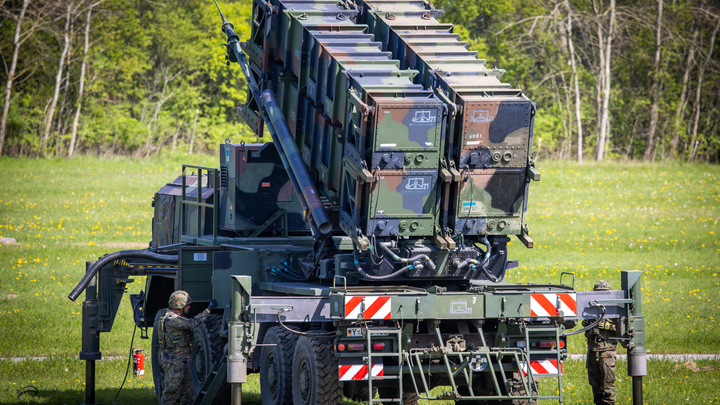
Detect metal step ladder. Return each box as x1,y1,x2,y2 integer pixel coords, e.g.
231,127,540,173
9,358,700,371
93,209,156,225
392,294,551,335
192,353,228,405
523,324,565,403
366,327,404,404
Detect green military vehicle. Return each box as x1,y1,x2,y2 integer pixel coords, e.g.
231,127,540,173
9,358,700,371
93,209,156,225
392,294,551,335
69,1,646,404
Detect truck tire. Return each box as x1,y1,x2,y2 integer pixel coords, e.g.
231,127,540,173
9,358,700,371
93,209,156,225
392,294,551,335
453,373,538,405
191,314,230,405
291,335,342,405
498,374,538,405
344,381,378,402
455,384,486,405
260,326,299,405
151,309,166,404
377,387,419,405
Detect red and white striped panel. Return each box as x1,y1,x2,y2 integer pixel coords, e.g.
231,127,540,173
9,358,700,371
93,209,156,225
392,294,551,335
338,364,384,381
530,293,576,317
521,360,563,376
344,296,391,320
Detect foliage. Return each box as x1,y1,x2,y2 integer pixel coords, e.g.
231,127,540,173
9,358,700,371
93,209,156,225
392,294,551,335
0,0,719,160
435,0,720,162
0,0,256,157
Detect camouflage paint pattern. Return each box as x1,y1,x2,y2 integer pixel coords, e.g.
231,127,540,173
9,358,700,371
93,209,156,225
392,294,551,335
242,0,448,241
453,169,525,235
263,89,333,234
370,97,443,170
239,0,534,265
459,100,532,168
367,169,438,237
355,0,538,239
151,174,213,248
219,143,309,235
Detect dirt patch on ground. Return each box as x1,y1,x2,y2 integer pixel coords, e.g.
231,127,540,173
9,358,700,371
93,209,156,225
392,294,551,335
98,242,149,248
0,237,18,245
77,242,149,248
1,294,18,300
673,361,715,372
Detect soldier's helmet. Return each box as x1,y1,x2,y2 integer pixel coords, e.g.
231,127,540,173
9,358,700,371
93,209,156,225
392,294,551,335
168,290,192,309
593,280,612,291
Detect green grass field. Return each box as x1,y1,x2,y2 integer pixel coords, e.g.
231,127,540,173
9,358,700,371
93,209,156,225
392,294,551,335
0,155,718,404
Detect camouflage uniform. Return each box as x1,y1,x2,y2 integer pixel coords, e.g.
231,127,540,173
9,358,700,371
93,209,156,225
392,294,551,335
584,280,617,405
159,291,210,405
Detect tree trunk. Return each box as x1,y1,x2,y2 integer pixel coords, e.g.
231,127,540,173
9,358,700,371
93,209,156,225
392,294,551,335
145,86,165,156
565,0,583,163
670,20,698,157
625,115,638,159
55,10,75,158
550,78,569,160
597,0,615,161
69,0,93,158
171,121,183,153
689,16,720,161
42,1,75,154
189,108,198,154
0,0,30,157
144,68,178,156
593,0,605,156
644,0,663,161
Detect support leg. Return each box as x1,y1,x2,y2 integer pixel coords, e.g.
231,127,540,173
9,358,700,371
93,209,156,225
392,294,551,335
232,383,242,405
632,376,642,405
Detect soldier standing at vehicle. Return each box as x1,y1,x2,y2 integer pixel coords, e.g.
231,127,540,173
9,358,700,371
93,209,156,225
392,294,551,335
583,280,618,405
158,290,217,405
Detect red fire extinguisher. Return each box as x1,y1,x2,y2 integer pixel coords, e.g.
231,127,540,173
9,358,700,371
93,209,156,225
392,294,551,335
133,348,145,377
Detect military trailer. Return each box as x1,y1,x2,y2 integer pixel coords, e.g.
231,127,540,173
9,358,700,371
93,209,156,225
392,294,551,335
69,1,647,404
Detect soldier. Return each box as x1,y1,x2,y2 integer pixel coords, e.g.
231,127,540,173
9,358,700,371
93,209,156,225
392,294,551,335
583,280,618,405
158,290,217,405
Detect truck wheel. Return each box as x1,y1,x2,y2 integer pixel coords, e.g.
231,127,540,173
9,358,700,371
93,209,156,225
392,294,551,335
499,374,538,405
377,387,419,405
343,381,378,401
455,385,486,404
191,314,230,405
260,326,299,405
291,335,342,405
151,309,166,404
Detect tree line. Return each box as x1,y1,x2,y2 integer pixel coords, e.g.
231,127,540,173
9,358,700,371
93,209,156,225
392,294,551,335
437,0,720,162
0,0,254,158
1,0,719,162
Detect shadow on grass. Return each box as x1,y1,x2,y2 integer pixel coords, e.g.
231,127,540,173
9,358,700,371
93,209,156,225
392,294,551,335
4,387,263,405
3,387,155,405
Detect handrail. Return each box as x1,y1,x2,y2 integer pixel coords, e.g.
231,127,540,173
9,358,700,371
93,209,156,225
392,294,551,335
181,164,219,244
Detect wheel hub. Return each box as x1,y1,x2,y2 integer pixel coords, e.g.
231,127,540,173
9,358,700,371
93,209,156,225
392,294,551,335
299,358,311,404
194,342,206,384
267,354,278,398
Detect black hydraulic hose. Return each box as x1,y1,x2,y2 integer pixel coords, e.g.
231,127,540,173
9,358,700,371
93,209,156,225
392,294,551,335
475,260,497,282
353,243,417,280
453,239,498,282
16,386,38,399
276,308,335,336
68,250,179,301
378,242,436,270
563,305,606,337
455,257,496,282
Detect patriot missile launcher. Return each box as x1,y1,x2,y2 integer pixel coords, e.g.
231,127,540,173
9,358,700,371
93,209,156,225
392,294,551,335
69,1,646,404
